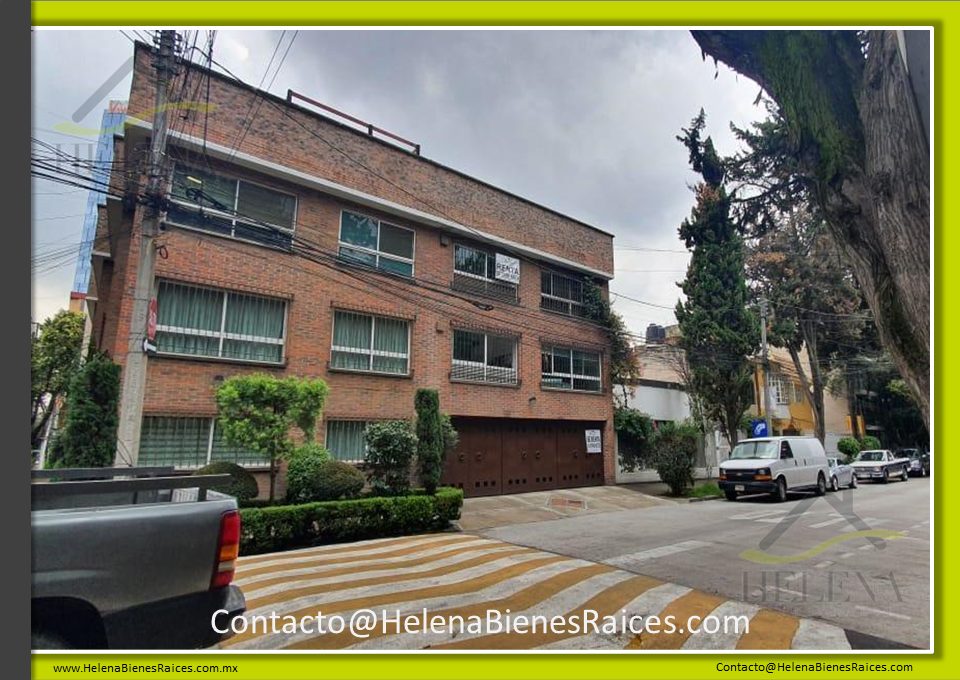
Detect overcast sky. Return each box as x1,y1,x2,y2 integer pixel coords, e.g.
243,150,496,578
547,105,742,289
32,29,763,335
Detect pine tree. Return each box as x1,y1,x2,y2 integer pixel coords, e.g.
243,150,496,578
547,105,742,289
675,110,759,447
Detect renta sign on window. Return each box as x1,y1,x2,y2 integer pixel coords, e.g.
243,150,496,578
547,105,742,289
585,429,602,454
494,253,520,283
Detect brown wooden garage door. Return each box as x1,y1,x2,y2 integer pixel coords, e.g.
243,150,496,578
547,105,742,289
441,418,605,498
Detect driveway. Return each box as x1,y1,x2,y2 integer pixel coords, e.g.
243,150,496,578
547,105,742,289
221,529,913,650
458,484,673,531
478,477,931,649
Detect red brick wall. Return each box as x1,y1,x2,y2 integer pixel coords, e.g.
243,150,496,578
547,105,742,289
103,44,619,495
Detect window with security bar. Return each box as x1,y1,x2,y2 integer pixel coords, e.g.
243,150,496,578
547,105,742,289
138,416,267,468
540,345,602,392
339,210,415,277
167,164,296,249
540,270,586,317
330,310,410,375
452,244,519,303
155,280,286,364
325,420,368,463
451,329,518,385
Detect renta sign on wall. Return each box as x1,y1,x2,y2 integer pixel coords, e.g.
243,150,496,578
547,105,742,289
495,253,520,284
585,429,602,454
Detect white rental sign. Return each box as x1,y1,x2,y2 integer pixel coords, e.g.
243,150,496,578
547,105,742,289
585,429,602,454
494,253,520,283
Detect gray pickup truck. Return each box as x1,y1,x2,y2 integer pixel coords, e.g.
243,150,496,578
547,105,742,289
31,467,246,649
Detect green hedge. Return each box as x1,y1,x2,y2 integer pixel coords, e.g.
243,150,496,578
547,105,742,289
238,487,464,555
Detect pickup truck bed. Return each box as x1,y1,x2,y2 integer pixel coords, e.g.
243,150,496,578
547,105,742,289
32,468,246,649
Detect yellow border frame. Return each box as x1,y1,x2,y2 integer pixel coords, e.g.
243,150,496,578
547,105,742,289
31,2,951,678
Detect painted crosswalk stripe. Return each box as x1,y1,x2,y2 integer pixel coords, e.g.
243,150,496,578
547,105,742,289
791,618,852,650
222,553,568,647
243,544,526,601
736,608,800,649
539,582,692,650
237,533,473,566
729,509,790,521
604,540,710,567
234,558,592,651
808,517,849,529
431,573,662,649
625,590,727,649
682,600,760,650
237,534,481,575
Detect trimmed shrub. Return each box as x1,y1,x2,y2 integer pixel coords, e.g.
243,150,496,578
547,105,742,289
239,487,464,555
614,407,654,472
364,420,417,496
312,461,365,502
860,435,882,451
837,436,861,463
415,389,444,495
284,443,332,503
651,420,700,496
194,461,259,501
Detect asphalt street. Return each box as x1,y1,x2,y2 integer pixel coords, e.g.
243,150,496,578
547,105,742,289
478,477,932,648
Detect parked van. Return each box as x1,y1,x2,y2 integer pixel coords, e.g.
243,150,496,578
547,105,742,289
719,436,830,503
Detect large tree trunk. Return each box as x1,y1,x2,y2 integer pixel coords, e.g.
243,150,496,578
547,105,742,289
691,30,930,427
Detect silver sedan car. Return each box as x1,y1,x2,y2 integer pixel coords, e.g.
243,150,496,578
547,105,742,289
828,456,858,491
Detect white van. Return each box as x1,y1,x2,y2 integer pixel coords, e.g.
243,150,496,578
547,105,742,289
719,436,830,502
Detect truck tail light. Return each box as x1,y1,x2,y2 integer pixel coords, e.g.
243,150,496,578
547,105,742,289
211,510,241,590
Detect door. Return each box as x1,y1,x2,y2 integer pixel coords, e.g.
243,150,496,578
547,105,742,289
441,418,503,497
779,440,800,487
556,424,585,488
582,425,605,485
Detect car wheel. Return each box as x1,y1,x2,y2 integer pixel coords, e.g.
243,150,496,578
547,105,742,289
902,466,909,481
816,473,827,496
882,469,890,484
773,477,788,503
830,475,839,492
724,489,738,502
850,475,858,489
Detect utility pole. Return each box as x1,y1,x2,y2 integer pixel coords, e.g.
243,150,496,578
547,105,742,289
759,298,773,437
115,30,179,465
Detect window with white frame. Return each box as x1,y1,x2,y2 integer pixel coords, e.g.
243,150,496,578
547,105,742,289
330,310,410,375
540,345,602,392
452,244,519,302
338,210,415,277
769,374,791,405
168,164,296,249
155,281,286,364
139,416,267,468
325,420,368,463
540,270,586,317
451,329,518,385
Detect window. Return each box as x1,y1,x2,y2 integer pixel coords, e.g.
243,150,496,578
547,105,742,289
540,345,602,392
769,375,791,405
331,310,410,375
326,420,367,463
541,271,586,317
338,211,415,277
168,165,296,249
452,329,518,385
155,281,286,364
139,416,267,468
452,244,519,303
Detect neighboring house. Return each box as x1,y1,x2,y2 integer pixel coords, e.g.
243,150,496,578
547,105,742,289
83,42,616,498
614,341,731,483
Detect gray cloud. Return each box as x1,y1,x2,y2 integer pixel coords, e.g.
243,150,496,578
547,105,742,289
32,29,763,332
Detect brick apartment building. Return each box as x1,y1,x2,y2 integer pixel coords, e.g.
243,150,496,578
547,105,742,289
84,42,616,498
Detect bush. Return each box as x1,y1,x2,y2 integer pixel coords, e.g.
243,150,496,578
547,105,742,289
57,353,121,468
440,413,459,454
860,435,882,450
364,421,417,496
415,389,444,495
194,461,259,501
284,443,331,503
614,407,654,472
651,420,700,496
238,487,464,555
312,461,365,502
837,436,861,463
